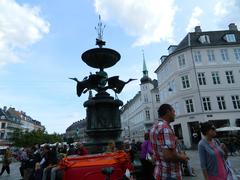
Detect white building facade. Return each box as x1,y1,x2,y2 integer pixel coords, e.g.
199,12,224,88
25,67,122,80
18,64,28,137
121,56,161,142
0,106,45,146
155,23,240,148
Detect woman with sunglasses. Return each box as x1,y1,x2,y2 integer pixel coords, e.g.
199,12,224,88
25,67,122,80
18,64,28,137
198,121,228,180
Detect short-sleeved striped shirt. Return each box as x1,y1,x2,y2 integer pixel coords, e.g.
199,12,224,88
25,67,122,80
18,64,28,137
149,119,182,180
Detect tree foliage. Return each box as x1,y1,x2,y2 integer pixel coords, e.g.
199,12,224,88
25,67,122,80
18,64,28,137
10,129,63,147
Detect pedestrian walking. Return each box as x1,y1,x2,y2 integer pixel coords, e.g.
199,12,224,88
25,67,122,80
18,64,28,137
198,121,228,180
149,104,189,180
0,147,12,176
140,132,154,180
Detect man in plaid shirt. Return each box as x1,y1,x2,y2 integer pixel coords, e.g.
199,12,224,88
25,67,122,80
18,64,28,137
150,104,189,180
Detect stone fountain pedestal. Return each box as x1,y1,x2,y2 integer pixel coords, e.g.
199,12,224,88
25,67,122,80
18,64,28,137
83,92,123,153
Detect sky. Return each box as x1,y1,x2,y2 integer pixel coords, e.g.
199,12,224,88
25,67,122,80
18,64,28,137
0,0,239,134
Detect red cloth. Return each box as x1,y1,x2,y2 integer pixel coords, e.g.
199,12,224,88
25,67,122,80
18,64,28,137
59,151,133,180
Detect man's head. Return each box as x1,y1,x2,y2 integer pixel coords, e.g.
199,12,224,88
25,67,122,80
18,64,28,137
158,104,175,123
43,144,50,153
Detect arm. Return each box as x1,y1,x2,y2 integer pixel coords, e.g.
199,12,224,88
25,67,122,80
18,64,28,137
161,128,188,163
198,142,208,180
162,148,188,163
220,143,228,159
215,139,228,159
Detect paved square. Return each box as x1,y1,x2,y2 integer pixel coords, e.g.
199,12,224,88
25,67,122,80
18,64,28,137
0,150,239,180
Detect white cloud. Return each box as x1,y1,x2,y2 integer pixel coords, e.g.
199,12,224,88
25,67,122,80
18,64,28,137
213,0,240,28
0,0,49,67
186,6,203,32
214,1,228,17
94,0,177,46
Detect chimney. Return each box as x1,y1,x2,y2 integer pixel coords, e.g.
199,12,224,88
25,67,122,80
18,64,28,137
195,26,202,32
3,106,7,112
229,23,238,31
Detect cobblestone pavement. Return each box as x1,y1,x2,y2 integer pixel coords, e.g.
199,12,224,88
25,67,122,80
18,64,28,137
0,150,239,180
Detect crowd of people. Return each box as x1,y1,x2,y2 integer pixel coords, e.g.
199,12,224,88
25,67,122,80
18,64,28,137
0,142,89,179
0,140,138,180
0,103,239,180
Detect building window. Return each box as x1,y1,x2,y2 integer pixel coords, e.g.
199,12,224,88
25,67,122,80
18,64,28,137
144,94,148,103
178,54,186,68
185,99,194,113
211,72,221,84
202,97,212,111
234,48,240,61
155,94,160,102
231,95,240,109
224,34,236,42
194,51,202,63
207,50,215,62
0,133,4,139
225,71,235,84
1,123,6,129
181,75,190,89
220,49,229,62
168,80,176,93
174,102,180,115
199,35,210,44
145,110,150,120
217,96,226,110
197,72,206,85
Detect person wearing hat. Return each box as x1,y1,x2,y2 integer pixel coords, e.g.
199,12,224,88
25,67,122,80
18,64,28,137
198,121,228,180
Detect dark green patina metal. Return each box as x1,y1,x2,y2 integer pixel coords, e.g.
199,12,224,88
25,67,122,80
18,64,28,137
70,17,137,153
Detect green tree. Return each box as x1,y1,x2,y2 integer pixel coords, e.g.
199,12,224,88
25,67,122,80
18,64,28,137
10,129,63,147
10,128,24,147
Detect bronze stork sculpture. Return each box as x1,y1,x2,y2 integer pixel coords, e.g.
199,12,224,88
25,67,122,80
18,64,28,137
70,75,137,97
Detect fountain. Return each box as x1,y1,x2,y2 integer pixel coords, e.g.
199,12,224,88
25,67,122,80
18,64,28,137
70,16,136,153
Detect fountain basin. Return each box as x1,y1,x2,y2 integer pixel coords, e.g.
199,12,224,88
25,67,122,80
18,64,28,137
81,48,121,69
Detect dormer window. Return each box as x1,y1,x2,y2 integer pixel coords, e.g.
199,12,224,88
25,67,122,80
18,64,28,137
1,115,5,119
224,34,236,42
199,35,210,44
